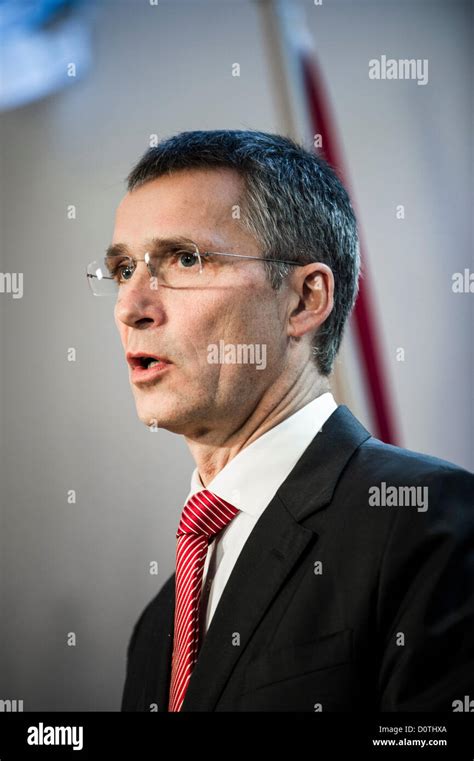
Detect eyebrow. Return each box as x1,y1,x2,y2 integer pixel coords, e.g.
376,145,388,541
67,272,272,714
105,235,199,259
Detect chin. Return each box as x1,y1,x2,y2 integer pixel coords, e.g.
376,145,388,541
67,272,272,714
134,400,181,432
137,407,167,429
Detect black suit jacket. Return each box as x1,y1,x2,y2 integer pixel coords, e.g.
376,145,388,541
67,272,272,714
121,405,474,711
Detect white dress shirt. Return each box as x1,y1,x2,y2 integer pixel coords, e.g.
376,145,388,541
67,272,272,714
183,391,338,636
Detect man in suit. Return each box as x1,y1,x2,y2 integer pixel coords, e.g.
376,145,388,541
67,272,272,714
97,130,473,711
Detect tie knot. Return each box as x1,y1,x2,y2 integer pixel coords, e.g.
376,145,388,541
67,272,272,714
178,489,239,540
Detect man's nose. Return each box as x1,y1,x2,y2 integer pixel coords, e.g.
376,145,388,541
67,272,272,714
114,262,165,328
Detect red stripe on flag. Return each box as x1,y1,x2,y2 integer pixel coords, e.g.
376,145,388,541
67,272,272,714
300,51,398,444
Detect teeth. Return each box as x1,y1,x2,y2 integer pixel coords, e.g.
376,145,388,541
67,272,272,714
147,359,161,368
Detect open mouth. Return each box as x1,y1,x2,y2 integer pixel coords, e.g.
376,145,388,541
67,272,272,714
127,354,170,370
138,357,164,369
126,354,172,382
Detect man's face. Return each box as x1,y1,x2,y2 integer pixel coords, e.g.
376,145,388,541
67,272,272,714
112,167,290,440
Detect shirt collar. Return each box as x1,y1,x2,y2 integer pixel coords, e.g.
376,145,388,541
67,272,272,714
185,392,338,519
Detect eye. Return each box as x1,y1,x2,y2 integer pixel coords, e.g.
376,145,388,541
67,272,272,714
118,264,134,281
175,250,200,268
106,257,134,283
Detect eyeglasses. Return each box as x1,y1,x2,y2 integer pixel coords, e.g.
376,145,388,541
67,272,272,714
86,238,306,296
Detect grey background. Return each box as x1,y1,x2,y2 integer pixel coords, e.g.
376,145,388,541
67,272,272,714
0,0,472,710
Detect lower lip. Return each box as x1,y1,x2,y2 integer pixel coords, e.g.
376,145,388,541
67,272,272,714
130,361,172,384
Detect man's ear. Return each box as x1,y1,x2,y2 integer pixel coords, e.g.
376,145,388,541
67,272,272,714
287,263,334,338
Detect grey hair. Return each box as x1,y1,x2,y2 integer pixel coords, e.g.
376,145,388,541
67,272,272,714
126,130,360,376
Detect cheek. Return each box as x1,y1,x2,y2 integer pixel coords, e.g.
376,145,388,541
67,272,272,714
115,317,127,347
239,287,281,335
162,297,216,367
205,287,279,348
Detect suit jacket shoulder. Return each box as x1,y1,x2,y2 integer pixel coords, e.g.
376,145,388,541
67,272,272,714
121,405,474,712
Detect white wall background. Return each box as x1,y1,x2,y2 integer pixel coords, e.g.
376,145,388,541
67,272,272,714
0,0,472,710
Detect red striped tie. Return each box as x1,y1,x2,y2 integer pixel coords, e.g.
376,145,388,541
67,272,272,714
167,489,240,712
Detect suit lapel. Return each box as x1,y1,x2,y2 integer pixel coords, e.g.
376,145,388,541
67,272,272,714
178,405,371,711
140,573,176,712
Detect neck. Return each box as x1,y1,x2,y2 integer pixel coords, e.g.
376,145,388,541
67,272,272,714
184,365,330,487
